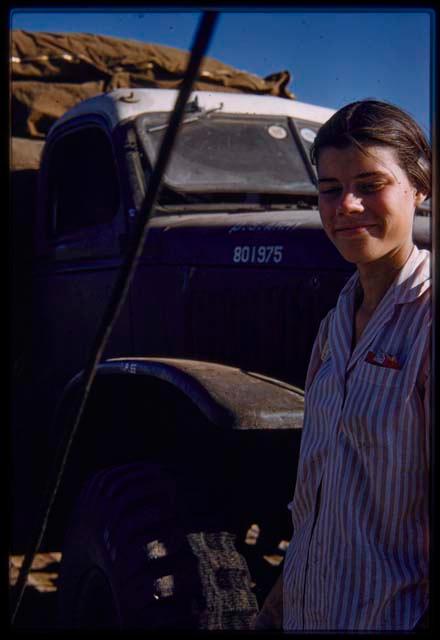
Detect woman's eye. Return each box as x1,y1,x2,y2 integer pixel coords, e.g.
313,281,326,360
318,182,386,196
358,182,385,193
319,187,341,195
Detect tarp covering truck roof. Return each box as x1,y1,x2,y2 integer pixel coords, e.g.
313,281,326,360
11,29,294,140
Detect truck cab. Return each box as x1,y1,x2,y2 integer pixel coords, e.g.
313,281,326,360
32,89,341,395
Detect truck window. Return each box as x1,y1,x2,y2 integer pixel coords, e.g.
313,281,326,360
137,113,317,197
49,126,120,236
294,119,320,156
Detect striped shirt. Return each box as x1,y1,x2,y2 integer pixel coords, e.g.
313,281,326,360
283,245,431,631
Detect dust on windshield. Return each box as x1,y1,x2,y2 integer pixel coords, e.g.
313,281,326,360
136,112,317,207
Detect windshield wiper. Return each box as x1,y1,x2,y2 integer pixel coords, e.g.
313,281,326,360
147,103,224,133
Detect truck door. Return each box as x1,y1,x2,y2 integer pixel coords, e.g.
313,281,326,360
14,120,133,536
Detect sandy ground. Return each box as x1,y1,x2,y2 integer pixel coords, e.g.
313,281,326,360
8,529,287,629
9,552,61,630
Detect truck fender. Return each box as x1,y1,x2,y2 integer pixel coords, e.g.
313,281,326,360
77,356,305,430
47,358,304,547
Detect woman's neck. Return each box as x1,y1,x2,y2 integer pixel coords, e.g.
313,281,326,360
356,243,414,313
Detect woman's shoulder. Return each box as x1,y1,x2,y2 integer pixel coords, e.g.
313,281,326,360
316,308,336,357
395,246,431,307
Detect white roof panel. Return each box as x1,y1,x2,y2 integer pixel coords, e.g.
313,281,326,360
51,88,335,134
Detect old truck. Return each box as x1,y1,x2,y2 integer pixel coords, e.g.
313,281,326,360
10,29,431,630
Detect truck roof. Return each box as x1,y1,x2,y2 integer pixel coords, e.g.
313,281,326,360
50,88,336,134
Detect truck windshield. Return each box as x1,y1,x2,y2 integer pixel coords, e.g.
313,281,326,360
136,112,317,204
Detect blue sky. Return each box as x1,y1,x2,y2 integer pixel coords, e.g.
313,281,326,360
11,8,433,135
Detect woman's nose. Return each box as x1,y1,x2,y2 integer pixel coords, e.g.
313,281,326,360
336,192,364,215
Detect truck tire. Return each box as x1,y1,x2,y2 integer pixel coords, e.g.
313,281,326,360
57,462,258,630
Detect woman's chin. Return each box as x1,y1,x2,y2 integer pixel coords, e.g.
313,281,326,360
336,246,380,265
330,240,368,264
330,234,387,265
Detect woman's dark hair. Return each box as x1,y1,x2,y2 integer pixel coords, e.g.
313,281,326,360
310,99,431,196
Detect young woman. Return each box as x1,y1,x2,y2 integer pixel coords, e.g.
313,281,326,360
255,100,431,631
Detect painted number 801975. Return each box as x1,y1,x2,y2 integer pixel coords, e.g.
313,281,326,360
232,245,283,264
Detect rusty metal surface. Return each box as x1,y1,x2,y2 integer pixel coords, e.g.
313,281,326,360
98,357,305,430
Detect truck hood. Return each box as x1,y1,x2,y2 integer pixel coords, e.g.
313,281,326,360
141,209,430,269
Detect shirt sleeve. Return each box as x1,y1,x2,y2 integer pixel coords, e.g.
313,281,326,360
415,318,431,469
420,320,431,470
424,366,431,469
287,309,334,513
304,308,334,394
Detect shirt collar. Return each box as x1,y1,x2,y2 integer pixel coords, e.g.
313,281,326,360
339,270,360,297
392,245,431,304
339,245,431,305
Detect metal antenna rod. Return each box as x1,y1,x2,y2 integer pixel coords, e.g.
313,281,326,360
11,10,219,624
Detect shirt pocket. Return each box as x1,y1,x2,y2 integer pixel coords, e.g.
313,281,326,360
344,359,415,460
353,359,405,389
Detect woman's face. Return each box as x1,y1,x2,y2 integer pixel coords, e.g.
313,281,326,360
317,144,426,266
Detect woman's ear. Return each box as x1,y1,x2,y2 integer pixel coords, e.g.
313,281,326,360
414,191,427,206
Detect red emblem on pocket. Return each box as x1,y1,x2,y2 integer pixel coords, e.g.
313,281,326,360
365,351,401,370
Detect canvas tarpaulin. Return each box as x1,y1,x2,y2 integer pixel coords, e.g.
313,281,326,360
11,29,295,139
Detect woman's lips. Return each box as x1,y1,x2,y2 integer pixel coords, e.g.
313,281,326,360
334,224,377,237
